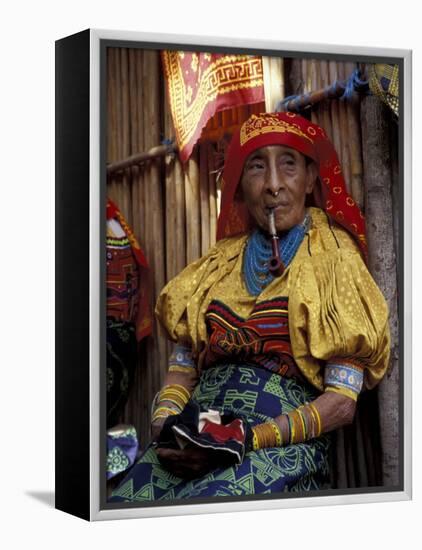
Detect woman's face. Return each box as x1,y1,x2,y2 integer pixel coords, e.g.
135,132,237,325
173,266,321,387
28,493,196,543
240,144,316,233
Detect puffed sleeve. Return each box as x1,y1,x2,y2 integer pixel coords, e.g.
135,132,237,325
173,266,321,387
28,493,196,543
288,247,390,395
155,237,241,354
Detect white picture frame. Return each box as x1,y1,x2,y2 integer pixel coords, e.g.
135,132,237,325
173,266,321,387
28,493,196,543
55,28,412,521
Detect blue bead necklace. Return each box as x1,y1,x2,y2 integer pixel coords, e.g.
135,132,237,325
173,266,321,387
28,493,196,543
243,213,311,296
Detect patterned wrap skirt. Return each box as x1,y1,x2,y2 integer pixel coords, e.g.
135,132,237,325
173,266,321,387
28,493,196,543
109,363,331,502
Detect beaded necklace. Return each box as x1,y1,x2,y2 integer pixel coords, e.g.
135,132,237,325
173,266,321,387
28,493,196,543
243,212,311,296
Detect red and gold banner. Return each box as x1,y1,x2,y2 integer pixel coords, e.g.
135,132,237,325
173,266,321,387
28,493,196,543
162,51,264,163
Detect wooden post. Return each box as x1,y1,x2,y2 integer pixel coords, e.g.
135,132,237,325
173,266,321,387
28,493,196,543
388,113,400,265
361,95,400,487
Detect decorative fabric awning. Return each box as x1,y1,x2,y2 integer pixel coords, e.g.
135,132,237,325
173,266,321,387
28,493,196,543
162,51,264,163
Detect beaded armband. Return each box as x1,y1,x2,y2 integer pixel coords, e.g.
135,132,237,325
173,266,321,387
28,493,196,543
151,344,196,424
324,358,364,402
167,343,197,374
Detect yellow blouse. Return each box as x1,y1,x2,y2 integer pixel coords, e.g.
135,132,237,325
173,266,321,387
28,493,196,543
155,207,390,392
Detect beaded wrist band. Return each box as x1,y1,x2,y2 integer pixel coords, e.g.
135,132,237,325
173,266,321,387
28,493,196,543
324,359,364,402
168,343,197,374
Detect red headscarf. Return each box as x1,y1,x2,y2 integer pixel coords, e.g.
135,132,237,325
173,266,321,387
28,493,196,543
216,112,367,259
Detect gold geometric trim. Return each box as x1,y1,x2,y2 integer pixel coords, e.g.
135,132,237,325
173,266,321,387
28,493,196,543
163,52,264,149
240,114,314,146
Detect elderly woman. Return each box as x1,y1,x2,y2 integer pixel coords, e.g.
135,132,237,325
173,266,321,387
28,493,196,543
109,112,390,502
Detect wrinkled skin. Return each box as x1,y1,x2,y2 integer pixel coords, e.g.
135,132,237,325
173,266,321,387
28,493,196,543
240,144,317,233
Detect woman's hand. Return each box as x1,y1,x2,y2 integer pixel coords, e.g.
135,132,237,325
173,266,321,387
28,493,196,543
155,446,220,479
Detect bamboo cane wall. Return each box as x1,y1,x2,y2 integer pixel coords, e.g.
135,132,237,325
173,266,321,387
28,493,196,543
106,48,400,489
